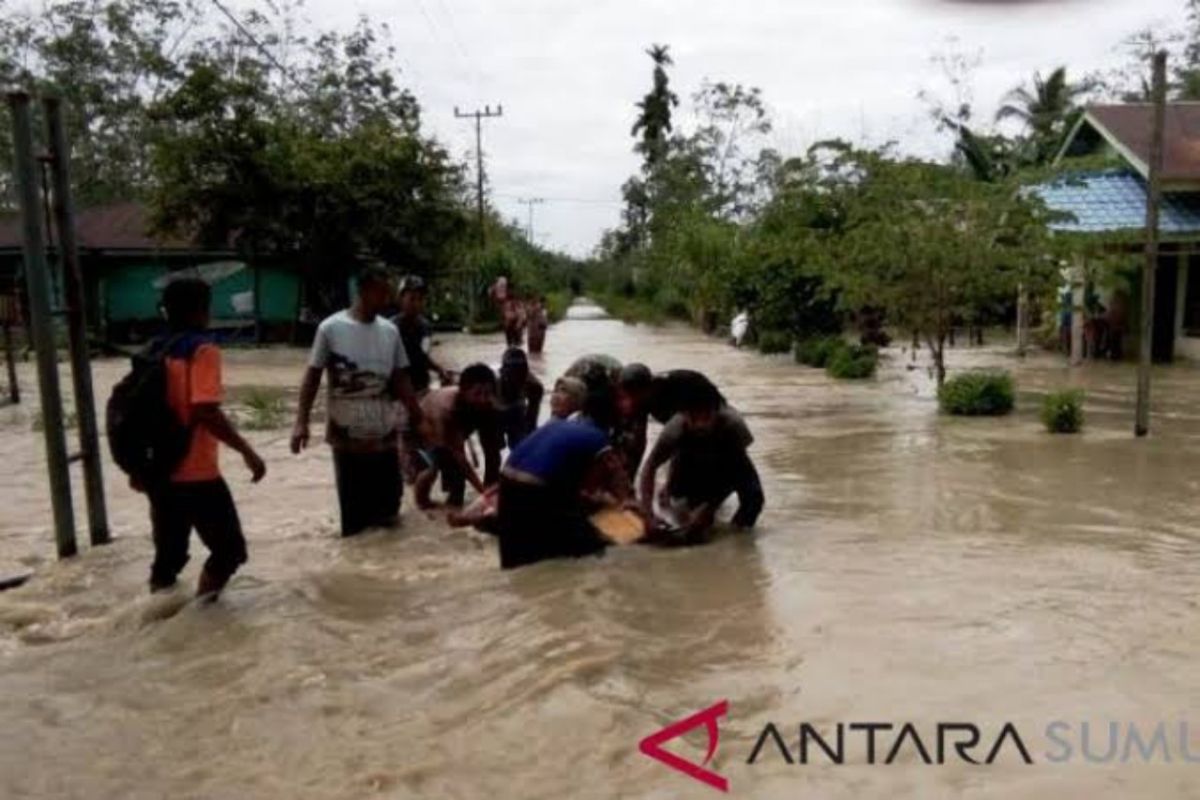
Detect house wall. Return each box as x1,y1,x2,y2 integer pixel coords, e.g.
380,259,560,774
102,261,300,323
1176,256,1200,361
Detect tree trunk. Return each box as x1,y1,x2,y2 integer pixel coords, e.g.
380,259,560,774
927,333,947,388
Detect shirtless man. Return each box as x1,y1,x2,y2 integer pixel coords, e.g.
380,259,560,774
414,364,500,509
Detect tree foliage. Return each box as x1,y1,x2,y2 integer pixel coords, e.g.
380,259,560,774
0,0,575,318
595,46,1065,386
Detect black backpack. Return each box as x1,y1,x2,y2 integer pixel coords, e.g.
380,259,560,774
106,335,194,488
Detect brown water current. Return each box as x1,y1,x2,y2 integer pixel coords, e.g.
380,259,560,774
2,301,1200,798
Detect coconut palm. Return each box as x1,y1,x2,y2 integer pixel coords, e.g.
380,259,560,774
631,44,679,168
995,66,1088,164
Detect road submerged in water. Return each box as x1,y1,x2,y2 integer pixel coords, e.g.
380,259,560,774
2,301,1200,799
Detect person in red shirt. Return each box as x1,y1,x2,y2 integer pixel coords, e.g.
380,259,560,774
140,278,266,597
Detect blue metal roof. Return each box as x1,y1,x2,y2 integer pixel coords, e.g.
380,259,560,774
1032,170,1200,235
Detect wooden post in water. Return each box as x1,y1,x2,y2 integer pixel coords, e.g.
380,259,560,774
7,92,77,558
1015,282,1028,357
1136,51,1167,438
1070,257,1084,366
44,96,109,546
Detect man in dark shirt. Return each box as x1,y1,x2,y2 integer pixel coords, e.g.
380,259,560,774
496,347,544,449
393,275,450,482
638,377,763,541
646,369,720,424
393,275,450,395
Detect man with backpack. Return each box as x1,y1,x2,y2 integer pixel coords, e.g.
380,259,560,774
112,278,266,598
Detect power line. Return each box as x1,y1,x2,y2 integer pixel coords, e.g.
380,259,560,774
431,0,474,72
208,0,300,87
494,192,623,206
412,0,476,91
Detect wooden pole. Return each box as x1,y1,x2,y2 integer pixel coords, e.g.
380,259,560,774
3,323,17,404
1136,51,1167,438
1015,282,1028,357
8,92,77,558
44,96,109,546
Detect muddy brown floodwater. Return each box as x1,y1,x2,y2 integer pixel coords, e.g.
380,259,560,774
3,301,1200,799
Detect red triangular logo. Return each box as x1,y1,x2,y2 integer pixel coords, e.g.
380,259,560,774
638,700,729,792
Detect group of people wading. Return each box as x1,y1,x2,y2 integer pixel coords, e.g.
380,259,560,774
118,266,764,599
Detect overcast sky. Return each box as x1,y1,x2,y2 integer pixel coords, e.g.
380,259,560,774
297,0,1187,256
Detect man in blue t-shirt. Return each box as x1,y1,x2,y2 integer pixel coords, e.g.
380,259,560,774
497,415,630,569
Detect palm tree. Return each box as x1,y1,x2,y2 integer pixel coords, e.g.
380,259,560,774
631,44,679,169
995,66,1088,164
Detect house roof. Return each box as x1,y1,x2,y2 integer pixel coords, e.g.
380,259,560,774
1032,169,1200,235
1059,104,1200,187
0,201,205,252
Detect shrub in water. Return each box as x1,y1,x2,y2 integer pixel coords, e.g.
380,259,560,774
1041,389,1084,433
794,336,846,368
826,344,878,379
938,371,1015,416
240,386,288,430
757,330,793,354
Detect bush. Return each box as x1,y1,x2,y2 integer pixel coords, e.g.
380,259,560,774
544,290,572,323
938,371,1015,416
1041,389,1084,433
756,330,793,354
238,386,287,430
826,344,878,379
795,336,846,368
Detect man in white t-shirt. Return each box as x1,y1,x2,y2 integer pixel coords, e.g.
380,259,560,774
290,266,425,536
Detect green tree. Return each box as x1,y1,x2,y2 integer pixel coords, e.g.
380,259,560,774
623,43,679,250
147,19,469,312
825,146,1058,386
0,0,200,205
995,66,1088,165
631,44,678,169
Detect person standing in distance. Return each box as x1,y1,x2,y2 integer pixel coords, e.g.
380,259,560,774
290,266,425,536
392,275,451,395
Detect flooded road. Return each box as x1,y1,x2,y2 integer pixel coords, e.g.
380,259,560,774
2,301,1200,798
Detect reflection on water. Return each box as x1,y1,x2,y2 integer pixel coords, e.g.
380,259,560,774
2,305,1200,798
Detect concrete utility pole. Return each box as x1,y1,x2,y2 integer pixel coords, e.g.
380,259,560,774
517,197,544,242
1136,51,1167,438
454,105,502,324
454,104,504,249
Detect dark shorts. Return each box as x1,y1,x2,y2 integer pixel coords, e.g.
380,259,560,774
333,448,401,537
149,478,246,590
496,477,606,569
497,404,532,450
667,448,764,528
418,446,467,507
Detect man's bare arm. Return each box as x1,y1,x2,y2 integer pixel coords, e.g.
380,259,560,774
194,404,266,482
391,370,424,427
447,431,486,494
290,366,323,454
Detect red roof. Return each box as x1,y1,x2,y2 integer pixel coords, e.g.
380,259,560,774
0,201,202,252
1083,104,1200,185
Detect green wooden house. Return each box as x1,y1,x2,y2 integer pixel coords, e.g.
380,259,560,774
1037,103,1200,363
0,201,303,343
